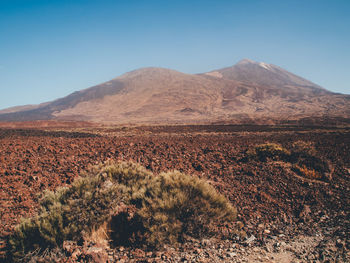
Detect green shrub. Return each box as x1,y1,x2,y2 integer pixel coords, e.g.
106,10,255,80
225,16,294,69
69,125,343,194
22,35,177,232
8,161,237,260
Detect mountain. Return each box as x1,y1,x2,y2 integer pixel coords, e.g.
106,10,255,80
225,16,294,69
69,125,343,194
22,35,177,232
0,102,51,115
0,59,349,124
206,59,324,89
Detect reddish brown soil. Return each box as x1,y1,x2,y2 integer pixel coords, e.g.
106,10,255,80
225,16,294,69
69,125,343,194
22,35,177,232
0,124,349,260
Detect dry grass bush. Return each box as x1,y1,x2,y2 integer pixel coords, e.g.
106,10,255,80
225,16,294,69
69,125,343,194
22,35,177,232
291,141,317,157
83,221,110,247
9,161,130,260
292,165,324,180
8,161,237,261
246,142,331,181
289,141,331,179
132,171,237,246
247,143,290,161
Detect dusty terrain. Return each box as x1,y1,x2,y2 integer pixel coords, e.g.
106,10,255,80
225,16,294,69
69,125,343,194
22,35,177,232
0,123,349,262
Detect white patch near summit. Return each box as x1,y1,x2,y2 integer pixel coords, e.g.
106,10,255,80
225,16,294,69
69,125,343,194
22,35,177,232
259,62,272,70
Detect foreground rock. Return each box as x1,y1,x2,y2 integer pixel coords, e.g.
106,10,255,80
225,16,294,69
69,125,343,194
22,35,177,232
22,229,349,262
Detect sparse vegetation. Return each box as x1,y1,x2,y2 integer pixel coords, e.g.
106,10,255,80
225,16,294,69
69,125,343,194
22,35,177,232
246,142,332,181
131,170,237,246
247,143,290,161
8,161,237,261
292,165,324,180
291,141,317,157
9,162,129,259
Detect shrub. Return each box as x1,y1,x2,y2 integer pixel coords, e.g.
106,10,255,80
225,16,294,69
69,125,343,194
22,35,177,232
8,161,237,260
292,165,325,181
247,143,290,161
246,141,332,181
132,171,237,246
289,141,331,177
9,168,127,259
291,141,317,157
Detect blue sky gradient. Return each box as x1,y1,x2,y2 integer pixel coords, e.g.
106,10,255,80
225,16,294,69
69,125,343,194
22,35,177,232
1,0,349,109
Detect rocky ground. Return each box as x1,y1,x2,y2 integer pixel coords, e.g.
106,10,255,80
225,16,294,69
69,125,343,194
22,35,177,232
22,231,347,262
0,124,349,262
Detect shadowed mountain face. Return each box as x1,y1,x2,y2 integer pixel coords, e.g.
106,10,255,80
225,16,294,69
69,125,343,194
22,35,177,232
0,60,349,124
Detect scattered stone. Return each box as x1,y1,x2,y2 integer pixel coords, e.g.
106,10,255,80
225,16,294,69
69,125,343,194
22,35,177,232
227,252,237,258
298,205,311,221
86,246,108,263
245,235,256,244
336,239,344,248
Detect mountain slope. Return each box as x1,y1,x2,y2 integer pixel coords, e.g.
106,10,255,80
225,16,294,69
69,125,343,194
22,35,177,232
52,68,238,123
0,60,349,124
206,59,325,90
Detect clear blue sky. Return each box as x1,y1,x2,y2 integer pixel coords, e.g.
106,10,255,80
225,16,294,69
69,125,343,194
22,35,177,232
1,0,349,109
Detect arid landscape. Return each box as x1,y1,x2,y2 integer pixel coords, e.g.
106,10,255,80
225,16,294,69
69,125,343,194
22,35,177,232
0,122,349,262
2,1,350,261
1,59,349,124
1,59,350,263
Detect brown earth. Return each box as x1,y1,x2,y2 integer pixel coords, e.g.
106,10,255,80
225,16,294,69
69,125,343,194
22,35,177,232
0,123,349,262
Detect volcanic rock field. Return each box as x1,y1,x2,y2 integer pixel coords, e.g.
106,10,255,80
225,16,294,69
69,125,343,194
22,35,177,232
0,123,349,262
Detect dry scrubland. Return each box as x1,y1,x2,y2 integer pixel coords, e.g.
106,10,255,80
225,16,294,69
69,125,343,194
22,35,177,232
0,124,349,262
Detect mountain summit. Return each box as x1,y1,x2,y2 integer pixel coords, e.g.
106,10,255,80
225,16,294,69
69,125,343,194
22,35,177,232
0,59,349,124
206,59,324,89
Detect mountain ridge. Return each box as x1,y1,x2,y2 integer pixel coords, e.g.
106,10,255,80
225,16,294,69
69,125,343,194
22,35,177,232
0,59,349,124
206,59,325,90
